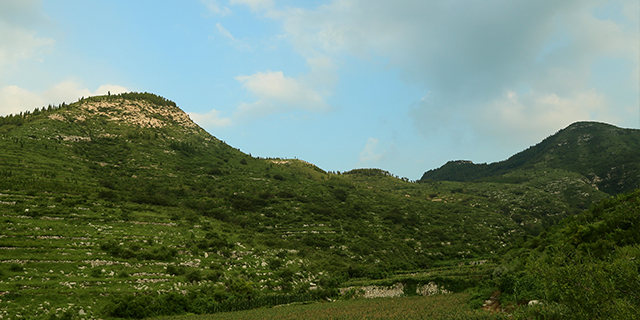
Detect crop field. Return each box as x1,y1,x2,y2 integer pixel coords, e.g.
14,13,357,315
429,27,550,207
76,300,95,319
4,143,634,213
154,294,507,320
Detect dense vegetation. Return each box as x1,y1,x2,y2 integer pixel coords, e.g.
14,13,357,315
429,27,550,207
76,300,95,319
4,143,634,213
481,189,640,319
421,122,640,195
155,294,508,320
0,93,637,319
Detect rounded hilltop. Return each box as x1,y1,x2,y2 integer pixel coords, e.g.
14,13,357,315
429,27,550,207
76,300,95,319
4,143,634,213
0,91,221,148
56,92,200,131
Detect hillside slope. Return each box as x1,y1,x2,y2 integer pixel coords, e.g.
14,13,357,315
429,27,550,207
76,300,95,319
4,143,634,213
488,188,640,319
0,93,620,318
420,121,640,195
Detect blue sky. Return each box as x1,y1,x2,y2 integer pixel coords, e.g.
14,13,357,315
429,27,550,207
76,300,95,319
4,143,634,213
1,0,638,179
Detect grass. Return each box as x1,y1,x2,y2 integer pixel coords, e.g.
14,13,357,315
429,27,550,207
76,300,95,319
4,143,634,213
153,294,504,320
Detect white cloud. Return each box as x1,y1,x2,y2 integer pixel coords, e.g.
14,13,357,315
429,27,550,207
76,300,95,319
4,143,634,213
230,0,274,12
304,55,338,89
0,0,55,70
193,68,330,126
94,84,128,96
233,71,329,120
269,0,638,145
215,23,250,50
189,109,232,128
0,81,128,116
477,89,616,145
201,0,231,16
0,85,42,116
358,138,384,164
0,22,55,68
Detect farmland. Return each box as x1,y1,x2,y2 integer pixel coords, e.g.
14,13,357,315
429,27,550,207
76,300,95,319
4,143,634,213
1,93,639,319
155,294,502,320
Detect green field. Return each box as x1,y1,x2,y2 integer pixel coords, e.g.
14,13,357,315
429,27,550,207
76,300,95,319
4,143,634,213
155,294,501,320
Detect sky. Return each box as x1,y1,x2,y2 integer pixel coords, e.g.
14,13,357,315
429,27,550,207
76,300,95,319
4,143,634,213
1,0,638,180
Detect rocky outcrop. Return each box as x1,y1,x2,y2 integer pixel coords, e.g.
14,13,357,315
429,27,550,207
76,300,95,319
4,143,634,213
340,281,449,299
66,99,199,130
417,282,450,296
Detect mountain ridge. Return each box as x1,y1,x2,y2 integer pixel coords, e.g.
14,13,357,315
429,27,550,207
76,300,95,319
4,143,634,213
420,121,640,194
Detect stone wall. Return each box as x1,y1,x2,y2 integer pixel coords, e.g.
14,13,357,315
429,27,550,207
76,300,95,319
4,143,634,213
340,281,449,299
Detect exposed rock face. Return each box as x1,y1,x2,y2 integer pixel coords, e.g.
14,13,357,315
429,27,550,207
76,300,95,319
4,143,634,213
482,291,501,312
54,99,198,130
417,282,450,296
48,113,65,121
360,283,405,298
57,135,91,142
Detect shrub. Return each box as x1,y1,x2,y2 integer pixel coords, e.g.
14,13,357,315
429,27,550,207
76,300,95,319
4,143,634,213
277,189,296,198
90,268,103,278
204,270,223,282
167,265,186,276
185,269,202,283
529,247,640,319
103,294,157,319
98,189,118,201
207,168,223,175
8,263,23,272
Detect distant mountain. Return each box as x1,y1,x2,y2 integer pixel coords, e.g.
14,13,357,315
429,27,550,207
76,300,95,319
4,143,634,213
420,121,640,195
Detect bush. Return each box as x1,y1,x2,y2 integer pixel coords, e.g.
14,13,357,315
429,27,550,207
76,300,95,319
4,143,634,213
98,189,118,201
203,270,223,282
529,247,640,319
102,290,333,319
8,263,23,272
90,268,103,278
277,189,296,198
100,240,177,261
103,294,157,319
185,269,202,283
167,265,186,276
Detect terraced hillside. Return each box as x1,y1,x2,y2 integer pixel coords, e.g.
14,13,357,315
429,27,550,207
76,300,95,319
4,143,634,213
0,93,620,318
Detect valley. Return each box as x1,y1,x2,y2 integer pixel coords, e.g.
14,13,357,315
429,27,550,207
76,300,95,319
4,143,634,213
0,93,638,319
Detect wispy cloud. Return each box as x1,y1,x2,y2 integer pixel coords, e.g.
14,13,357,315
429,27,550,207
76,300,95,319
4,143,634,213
0,81,128,116
233,71,329,120
358,138,384,164
229,0,274,12
201,0,231,16
189,109,232,128
215,22,250,50
0,0,55,70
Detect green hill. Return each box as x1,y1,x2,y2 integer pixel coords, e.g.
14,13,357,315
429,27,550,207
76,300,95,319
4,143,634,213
420,121,640,195
0,93,631,319
486,188,640,319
